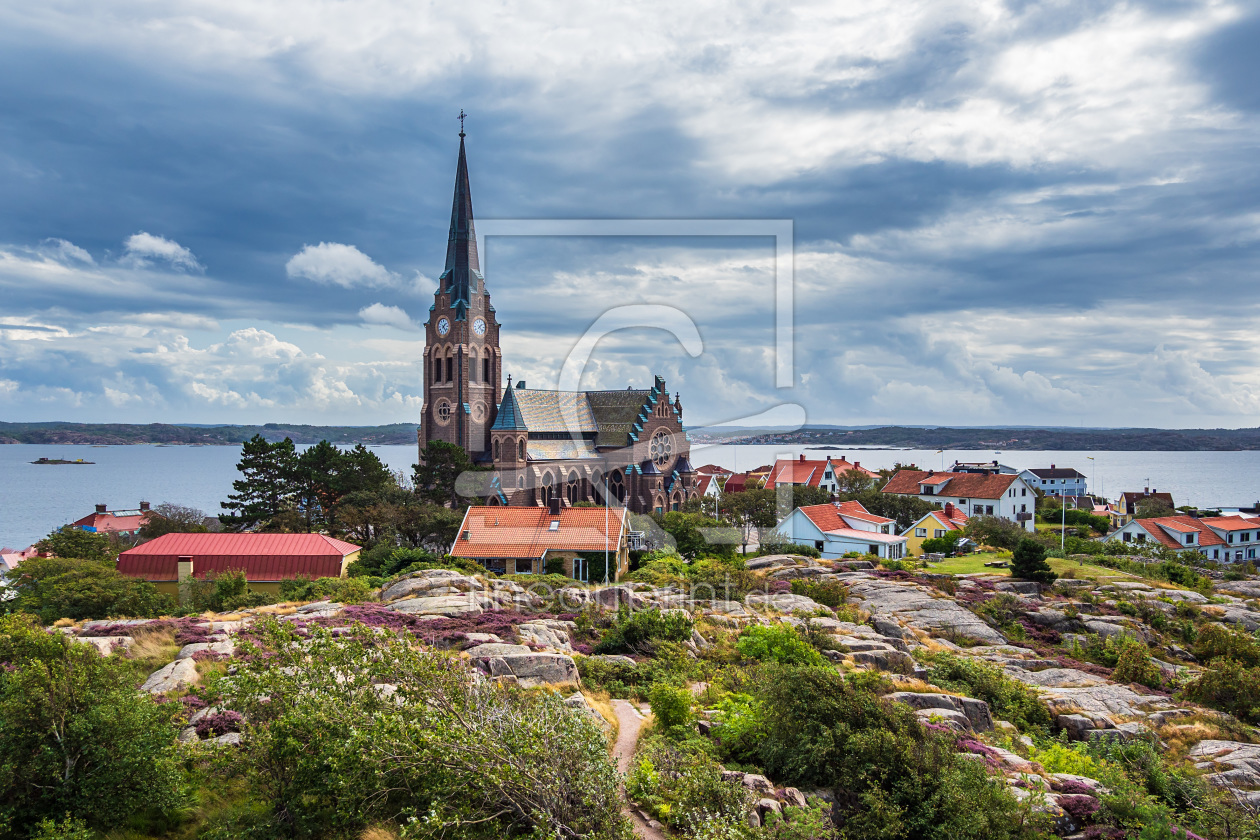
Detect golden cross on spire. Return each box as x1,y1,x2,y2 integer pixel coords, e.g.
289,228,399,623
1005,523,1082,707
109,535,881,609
459,109,467,137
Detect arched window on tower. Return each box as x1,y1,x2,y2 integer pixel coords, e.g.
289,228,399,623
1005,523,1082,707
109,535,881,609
433,357,442,384
445,355,453,382
469,348,478,382
483,356,490,382
493,439,501,460
518,439,525,461
567,471,580,505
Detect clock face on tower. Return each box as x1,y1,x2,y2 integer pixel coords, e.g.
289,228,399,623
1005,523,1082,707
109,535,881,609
436,317,450,336
473,317,486,336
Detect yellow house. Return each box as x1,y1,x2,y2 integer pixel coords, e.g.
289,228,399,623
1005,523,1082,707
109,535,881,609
901,503,968,556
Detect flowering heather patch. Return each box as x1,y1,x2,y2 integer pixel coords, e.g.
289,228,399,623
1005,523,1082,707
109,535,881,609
1051,779,1097,796
955,737,1001,768
1082,827,1127,840
175,626,216,645
768,580,791,593
194,710,245,739
180,694,208,713
572,642,594,655
1057,794,1101,822
1018,618,1062,646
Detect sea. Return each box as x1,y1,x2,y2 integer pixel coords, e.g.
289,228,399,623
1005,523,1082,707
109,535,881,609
2,443,1259,550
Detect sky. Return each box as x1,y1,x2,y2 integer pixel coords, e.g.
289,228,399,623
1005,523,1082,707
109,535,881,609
1,0,1259,431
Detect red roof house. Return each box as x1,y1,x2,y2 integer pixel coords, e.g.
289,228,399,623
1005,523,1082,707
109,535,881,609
775,500,907,560
1111,515,1225,556
764,455,877,491
71,502,152,536
880,469,1037,530
451,503,629,581
117,532,361,591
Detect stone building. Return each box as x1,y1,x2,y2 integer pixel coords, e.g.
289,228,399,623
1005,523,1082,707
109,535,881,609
417,130,698,515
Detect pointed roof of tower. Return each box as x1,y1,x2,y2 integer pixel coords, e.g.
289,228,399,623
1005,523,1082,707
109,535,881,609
491,383,529,431
442,132,480,319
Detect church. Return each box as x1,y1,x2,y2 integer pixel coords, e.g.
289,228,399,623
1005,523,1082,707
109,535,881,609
417,129,699,515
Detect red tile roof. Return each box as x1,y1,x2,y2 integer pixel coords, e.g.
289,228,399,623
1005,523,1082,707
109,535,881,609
906,508,969,535
117,533,360,581
1132,516,1226,549
765,456,877,489
452,507,627,559
881,470,1019,500
797,501,894,533
1201,516,1260,532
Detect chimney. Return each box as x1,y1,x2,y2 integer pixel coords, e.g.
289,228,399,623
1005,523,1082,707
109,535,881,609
800,455,806,462
548,497,561,516
139,501,150,511
945,502,955,517
95,503,107,514
1051,464,1056,469
854,461,860,468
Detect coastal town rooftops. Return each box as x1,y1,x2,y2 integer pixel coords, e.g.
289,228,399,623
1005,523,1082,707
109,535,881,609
71,501,152,534
881,469,1019,499
117,533,361,581
452,506,627,559
764,454,876,489
1201,516,1259,532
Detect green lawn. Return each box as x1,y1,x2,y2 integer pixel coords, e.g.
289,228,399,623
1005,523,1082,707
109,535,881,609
926,551,1011,576
923,551,1186,589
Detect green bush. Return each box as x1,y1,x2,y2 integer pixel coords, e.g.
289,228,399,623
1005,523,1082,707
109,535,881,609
648,682,695,731
1112,638,1164,689
626,736,754,836
28,816,95,840
919,535,957,554
186,570,276,612
1193,624,1260,667
1011,538,1057,584
745,666,1042,839
789,579,848,608
687,557,758,602
1178,658,1260,723
0,615,186,836
736,624,827,667
594,607,693,655
277,575,372,604
920,652,1052,731
756,539,821,559
221,618,631,839
2,556,175,623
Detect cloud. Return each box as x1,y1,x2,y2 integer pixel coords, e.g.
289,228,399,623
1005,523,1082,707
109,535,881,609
40,238,94,265
286,243,397,288
122,232,203,271
358,302,417,331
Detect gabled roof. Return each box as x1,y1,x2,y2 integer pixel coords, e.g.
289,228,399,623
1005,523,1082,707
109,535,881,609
881,470,1019,500
452,506,627,559
796,501,895,534
903,508,968,535
70,511,149,533
764,456,877,489
585,388,655,447
117,533,361,582
499,389,598,433
1131,516,1225,549
1201,516,1259,532
696,464,733,475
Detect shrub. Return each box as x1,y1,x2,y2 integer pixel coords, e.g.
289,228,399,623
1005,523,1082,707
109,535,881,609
28,816,96,840
0,615,186,835
1178,658,1260,723
757,539,821,559
648,682,695,731
790,579,848,608
185,570,276,612
222,618,631,838
921,651,1052,731
919,535,957,555
277,575,372,604
2,556,175,623
1011,539,1057,584
627,737,754,835
594,607,693,654
736,624,827,666
747,666,1042,839
1192,624,1260,667
1112,639,1163,689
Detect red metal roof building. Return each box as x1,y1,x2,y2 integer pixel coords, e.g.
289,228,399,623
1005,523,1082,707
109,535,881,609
70,502,153,536
117,533,361,593
451,503,629,581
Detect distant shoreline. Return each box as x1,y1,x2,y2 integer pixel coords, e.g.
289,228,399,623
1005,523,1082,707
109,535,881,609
5,421,1260,450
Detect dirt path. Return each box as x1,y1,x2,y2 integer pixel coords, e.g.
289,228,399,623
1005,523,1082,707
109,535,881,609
611,699,668,840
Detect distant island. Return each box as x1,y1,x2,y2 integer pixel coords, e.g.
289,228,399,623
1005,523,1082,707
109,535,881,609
690,425,1260,451
0,422,419,446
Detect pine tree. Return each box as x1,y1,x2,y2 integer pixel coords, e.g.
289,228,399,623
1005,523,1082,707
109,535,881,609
412,441,478,508
220,435,298,531
1010,538,1057,584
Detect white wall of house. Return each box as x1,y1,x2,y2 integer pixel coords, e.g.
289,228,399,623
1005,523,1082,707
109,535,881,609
1019,469,1088,498
775,509,907,560
909,476,1037,531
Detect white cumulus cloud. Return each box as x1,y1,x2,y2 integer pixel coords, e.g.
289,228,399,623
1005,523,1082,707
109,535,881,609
358,302,417,331
122,232,203,271
286,242,396,288
41,238,94,265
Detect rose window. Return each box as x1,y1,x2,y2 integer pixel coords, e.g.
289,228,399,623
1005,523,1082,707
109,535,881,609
649,429,674,467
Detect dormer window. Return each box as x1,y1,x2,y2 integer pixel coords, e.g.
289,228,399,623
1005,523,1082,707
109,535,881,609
1185,533,1194,545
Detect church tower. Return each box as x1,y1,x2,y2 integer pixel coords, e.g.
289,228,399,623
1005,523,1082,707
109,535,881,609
418,126,501,463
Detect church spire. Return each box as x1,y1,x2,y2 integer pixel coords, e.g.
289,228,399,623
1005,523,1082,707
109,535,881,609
442,116,479,318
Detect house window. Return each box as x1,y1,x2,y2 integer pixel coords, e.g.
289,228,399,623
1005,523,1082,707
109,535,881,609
915,528,926,537
868,544,879,556
1021,488,1027,496
815,540,824,551
548,520,559,531
1185,534,1194,545
1123,532,1132,543
934,529,946,538
1250,548,1257,559
985,505,994,515
1214,549,1220,559
1229,534,1235,543
1245,533,1252,542
1020,504,1027,513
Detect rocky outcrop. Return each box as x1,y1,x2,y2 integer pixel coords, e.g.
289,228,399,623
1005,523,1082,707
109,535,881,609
175,641,235,660
141,658,198,694
477,653,581,687
847,579,1007,644
1190,741,1260,789
888,691,994,732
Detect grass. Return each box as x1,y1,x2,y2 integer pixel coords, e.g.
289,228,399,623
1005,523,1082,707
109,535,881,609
926,552,1190,590
928,552,1011,576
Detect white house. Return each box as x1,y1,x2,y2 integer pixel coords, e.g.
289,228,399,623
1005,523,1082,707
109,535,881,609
775,500,907,560
765,455,877,494
881,469,1038,531
1018,465,1088,499
1112,514,1260,562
